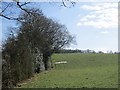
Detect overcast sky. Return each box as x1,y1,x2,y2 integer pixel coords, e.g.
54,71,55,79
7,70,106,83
1,2,118,52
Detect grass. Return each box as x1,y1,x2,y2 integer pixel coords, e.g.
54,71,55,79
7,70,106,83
18,53,118,88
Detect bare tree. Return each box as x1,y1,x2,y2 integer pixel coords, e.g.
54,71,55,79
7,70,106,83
18,8,74,70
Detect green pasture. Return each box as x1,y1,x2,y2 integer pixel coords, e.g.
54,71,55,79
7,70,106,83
18,53,118,88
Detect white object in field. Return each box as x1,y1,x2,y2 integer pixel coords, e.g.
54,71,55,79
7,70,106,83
54,61,67,64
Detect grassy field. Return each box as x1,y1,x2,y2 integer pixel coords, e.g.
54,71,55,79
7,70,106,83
18,53,118,88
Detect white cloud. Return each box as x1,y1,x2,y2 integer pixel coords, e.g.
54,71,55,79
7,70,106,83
81,5,103,11
100,31,109,34
77,3,118,29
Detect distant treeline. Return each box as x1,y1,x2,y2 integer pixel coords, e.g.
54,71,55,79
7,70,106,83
55,49,99,53
55,49,119,54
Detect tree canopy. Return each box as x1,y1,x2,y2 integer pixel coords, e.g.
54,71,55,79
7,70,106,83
18,8,74,70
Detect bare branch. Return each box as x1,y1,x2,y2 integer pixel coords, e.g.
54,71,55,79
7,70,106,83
1,3,12,13
0,1,76,21
61,0,76,8
62,0,67,7
20,2,30,6
16,2,30,14
0,2,33,21
71,2,76,7
0,2,31,21
0,13,21,22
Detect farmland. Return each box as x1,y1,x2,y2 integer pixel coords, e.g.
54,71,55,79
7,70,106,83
18,53,118,88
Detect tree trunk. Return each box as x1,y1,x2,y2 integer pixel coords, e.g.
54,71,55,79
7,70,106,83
43,54,49,70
